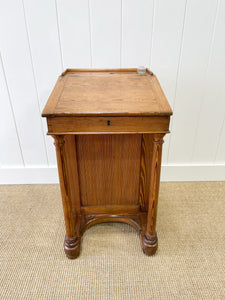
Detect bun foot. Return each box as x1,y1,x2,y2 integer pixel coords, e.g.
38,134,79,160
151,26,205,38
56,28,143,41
141,233,158,256
64,236,81,259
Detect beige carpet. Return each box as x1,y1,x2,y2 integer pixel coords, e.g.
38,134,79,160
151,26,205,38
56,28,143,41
0,182,224,299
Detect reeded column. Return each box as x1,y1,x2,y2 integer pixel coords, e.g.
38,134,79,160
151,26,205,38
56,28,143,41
141,133,164,255
53,135,81,258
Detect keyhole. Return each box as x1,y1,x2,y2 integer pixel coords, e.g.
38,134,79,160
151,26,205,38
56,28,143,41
107,120,111,126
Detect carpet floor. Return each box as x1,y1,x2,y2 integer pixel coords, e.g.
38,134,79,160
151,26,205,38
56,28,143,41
0,182,224,299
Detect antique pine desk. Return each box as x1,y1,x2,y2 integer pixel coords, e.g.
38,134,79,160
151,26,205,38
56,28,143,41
42,68,172,259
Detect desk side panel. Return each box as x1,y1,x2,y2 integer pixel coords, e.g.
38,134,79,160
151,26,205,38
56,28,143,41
76,134,142,206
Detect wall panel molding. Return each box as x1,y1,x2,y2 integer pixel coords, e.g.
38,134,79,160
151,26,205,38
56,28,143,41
0,53,24,167
0,0,48,165
0,0,224,182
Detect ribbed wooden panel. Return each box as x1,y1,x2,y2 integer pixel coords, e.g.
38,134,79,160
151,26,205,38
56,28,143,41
76,134,142,206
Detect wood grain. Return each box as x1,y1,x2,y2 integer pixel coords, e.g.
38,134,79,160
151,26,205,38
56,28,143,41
80,213,146,236
139,134,154,212
141,134,164,256
42,69,172,117
47,116,170,134
146,134,164,236
76,134,142,206
81,205,139,215
42,68,172,258
53,135,81,237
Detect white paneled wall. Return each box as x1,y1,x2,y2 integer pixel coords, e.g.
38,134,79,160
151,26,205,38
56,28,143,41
0,0,224,184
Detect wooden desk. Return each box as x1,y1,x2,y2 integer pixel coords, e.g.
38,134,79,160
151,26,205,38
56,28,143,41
42,68,172,259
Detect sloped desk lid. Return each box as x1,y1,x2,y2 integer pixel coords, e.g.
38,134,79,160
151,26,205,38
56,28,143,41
42,68,172,117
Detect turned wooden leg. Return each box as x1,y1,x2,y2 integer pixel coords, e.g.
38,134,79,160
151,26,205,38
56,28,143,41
141,133,164,255
53,135,81,259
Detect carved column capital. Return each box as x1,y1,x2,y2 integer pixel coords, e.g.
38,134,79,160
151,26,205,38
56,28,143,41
153,133,165,144
52,135,65,148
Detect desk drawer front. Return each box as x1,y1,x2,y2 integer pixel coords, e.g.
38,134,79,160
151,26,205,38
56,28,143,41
47,116,170,134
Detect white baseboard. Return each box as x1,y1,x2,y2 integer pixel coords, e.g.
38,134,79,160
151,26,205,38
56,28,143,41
161,164,225,181
0,166,59,184
0,164,225,184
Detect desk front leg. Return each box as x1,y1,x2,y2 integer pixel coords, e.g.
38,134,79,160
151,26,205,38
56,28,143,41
141,133,164,255
53,135,81,259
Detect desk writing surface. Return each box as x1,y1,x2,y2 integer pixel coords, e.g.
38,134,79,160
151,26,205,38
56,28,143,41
42,69,172,117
